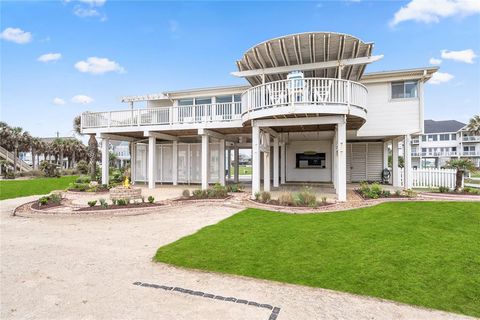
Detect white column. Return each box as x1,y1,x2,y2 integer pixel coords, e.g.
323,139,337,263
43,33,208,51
233,145,239,183
172,140,178,185
130,142,136,182
101,137,109,185
383,141,389,169
148,136,156,189
404,135,412,189
273,137,279,188
280,142,286,184
336,119,347,202
219,139,225,186
392,139,400,187
201,134,209,190
252,125,260,198
227,148,232,181
332,128,338,189
263,131,271,192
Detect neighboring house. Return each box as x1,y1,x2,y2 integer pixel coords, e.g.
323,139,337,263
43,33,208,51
410,120,480,168
109,140,130,168
80,32,438,201
19,136,74,168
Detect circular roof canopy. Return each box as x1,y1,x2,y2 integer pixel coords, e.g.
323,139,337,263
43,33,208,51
236,32,375,86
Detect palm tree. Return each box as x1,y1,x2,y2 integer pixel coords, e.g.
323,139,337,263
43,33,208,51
445,159,477,191
466,115,480,135
88,135,98,180
30,137,40,169
10,127,24,173
73,115,82,135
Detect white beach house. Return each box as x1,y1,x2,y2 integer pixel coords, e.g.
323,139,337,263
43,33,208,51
80,32,438,201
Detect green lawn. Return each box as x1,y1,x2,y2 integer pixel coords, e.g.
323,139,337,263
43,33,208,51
230,165,252,175
0,176,78,200
155,202,480,317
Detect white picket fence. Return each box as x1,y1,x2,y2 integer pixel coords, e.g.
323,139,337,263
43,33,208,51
409,168,457,189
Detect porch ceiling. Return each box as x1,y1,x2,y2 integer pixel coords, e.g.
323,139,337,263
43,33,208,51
236,32,375,86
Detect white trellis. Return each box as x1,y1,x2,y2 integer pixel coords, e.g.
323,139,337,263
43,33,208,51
408,168,457,189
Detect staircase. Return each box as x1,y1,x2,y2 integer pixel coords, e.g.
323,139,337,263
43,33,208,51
0,146,32,172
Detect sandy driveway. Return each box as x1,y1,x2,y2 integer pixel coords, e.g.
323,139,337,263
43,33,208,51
0,196,473,320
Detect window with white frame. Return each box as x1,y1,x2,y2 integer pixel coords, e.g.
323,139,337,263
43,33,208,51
451,133,456,140
427,134,438,141
439,134,450,141
391,81,418,99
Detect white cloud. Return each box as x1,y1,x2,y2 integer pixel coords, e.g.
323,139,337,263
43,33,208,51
74,57,125,74
71,95,94,104
74,7,100,17
53,97,66,105
78,0,106,6
38,53,62,63
429,57,442,65
441,49,477,63
429,71,454,84
0,27,32,44
390,0,480,26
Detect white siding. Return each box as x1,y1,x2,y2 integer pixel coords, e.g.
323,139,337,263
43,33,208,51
347,142,384,182
366,143,383,181
351,144,367,182
285,140,332,182
358,82,421,136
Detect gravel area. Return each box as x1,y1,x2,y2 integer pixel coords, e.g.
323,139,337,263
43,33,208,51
1,196,474,320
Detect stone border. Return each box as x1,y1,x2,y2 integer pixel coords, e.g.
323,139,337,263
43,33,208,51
170,194,234,204
133,281,281,320
245,198,337,213
13,201,172,218
65,190,109,195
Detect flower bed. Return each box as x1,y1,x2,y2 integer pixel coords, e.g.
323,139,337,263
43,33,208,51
252,187,331,208
31,193,64,210
76,202,163,212
355,182,415,200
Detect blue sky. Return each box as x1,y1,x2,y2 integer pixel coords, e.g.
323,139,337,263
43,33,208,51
1,0,479,138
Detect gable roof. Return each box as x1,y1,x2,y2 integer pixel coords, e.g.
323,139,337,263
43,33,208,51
424,119,466,134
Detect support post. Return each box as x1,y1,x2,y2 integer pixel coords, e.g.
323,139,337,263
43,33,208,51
252,124,260,198
227,148,232,181
280,142,286,184
101,137,109,185
336,119,347,202
332,128,338,189
219,139,225,186
404,135,412,189
383,141,389,169
263,131,271,192
130,142,136,183
172,140,178,185
234,145,239,183
201,134,209,190
392,139,400,187
148,136,156,189
273,137,279,187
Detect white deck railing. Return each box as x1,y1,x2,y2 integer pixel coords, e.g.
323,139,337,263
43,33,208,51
463,136,480,142
81,102,242,129
241,78,367,115
412,151,480,157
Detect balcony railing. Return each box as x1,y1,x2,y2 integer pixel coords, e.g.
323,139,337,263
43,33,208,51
81,102,242,129
462,136,480,142
241,78,367,119
412,151,479,157
411,139,420,144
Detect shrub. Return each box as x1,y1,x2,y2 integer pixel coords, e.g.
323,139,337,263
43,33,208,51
260,191,271,203
404,189,417,198
212,183,228,198
39,161,60,177
116,199,127,206
278,192,294,206
76,160,89,174
463,187,480,195
207,188,217,198
99,198,108,208
395,190,402,197
76,176,91,184
49,193,62,205
254,192,261,201
3,171,15,179
381,190,391,198
358,182,384,199
68,182,89,192
182,189,190,198
295,186,317,207
439,186,450,193
147,196,155,204
38,196,49,206
321,196,327,204
87,200,97,207
227,184,243,193
192,189,204,199
62,168,77,176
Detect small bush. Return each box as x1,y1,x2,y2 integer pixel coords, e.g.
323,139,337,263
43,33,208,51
260,191,271,203
39,161,60,177
99,198,108,208
404,189,417,198
212,183,228,198
76,176,91,184
358,182,384,199
147,196,155,204
278,192,294,206
381,190,391,198
38,196,49,206
87,200,97,207
438,186,450,193
192,189,204,199
3,171,15,179
111,199,117,205
116,199,127,206
182,189,190,198
49,193,62,204
463,187,480,195
321,196,327,204
76,160,89,174
254,192,261,201
295,187,317,207
227,184,243,193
